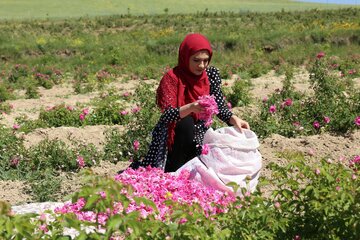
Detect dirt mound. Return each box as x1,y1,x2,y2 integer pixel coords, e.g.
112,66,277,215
0,180,32,205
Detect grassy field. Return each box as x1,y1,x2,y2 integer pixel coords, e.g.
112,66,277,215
0,8,359,97
0,0,360,20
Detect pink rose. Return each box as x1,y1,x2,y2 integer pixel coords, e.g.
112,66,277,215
133,140,140,152
354,116,360,126
269,105,276,113
79,113,85,121
323,116,330,124
76,156,85,168
316,52,325,59
313,121,320,129
10,156,20,167
201,144,209,155
227,102,232,110
82,108,89,115
98,191,106,199
39,224,48,233
132,106,141,113
284,98,293,106
348,69,356,75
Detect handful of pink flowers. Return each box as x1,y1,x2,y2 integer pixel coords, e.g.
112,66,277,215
198,95,219,127
55,167,235,224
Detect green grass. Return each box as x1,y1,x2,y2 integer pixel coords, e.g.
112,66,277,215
0,0,359,20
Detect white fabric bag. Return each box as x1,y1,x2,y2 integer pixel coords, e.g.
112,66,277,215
174,127,262,196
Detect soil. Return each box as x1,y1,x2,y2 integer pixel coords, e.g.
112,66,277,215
1,69,359,206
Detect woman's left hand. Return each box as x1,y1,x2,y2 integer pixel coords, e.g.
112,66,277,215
229,115,250,133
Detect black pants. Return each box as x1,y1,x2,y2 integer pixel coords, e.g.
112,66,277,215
164,116,197,172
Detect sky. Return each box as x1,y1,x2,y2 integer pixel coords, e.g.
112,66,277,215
295,0,360,4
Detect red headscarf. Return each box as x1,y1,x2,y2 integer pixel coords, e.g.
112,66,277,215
156,33,213,149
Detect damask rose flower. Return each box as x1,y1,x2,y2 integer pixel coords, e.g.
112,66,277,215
198,95,219,127
133,140,140,152
39,224,48,233
316,52,325,59
354,116,360,126
201,144,209,155
269,105,276,113
77,156,85,168
132,106,141,113
313,121,320,129
284,98,293,106
227,102,232,110
82,108,89,115
54,167,236,224
10,156,20,167
79,113,85,121
323,116,330,124
348,69,356,75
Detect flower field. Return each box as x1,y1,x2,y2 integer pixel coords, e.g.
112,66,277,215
0,7,360,239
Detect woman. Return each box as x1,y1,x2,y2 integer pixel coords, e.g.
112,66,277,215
130,33,250,172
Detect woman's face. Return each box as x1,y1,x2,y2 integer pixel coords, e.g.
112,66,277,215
188,50,210,76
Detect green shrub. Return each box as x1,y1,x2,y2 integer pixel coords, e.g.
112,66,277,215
0,84,14,102
29,169,62,202
249,53,360,138
0,127,27,180
223,77,252,107
0,102,13,114
104,83,160,163
25,84,40,99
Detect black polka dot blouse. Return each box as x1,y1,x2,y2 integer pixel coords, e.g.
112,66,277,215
130,66,233,170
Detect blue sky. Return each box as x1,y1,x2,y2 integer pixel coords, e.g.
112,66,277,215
295,0,359,4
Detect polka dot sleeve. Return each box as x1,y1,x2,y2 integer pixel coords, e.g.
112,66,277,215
159,107,180,124
207,66,233,124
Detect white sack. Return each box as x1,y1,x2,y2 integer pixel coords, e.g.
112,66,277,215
174,127,262,196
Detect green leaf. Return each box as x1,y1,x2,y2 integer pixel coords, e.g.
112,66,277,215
5,219,13,235
107,214,123,230
282,189,293,199
84,194,100,209
305,185,314,195
133,196,158,212
56,236,72,240
77,232,89,240
14,222,32,239
325,172,335,182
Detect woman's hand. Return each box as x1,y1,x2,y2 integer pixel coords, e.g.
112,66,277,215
179,101,204,118
190,101,204,113
229,115,250,133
